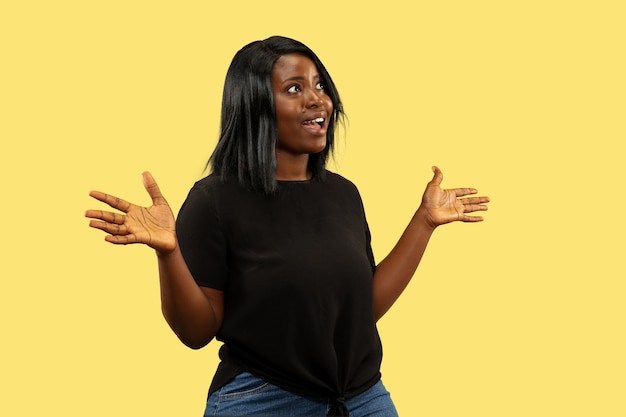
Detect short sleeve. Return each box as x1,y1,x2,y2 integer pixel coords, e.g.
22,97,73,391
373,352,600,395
176,184,228,290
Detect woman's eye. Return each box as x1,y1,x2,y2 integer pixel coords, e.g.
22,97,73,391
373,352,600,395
316,82,325,90
287,85,301,93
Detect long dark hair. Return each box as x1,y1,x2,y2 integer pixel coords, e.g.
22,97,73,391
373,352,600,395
208,36,345,194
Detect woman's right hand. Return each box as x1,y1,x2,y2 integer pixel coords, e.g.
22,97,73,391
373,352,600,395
85,171,176,255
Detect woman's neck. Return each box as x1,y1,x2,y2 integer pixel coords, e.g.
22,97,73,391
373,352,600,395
275,152,311,181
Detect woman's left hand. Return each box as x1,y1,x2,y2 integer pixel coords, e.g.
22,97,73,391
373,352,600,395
418,166,490,228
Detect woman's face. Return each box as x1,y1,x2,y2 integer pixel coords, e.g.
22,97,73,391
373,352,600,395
272,53,333,158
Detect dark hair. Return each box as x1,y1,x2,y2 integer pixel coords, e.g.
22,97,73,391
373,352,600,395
208,36,345,194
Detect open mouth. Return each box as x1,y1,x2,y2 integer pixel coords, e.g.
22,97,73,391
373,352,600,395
302,117,325,128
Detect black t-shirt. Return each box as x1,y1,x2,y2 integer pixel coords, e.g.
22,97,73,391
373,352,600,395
176,171,382,400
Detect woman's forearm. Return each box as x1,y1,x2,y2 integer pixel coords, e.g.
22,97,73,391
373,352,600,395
372,208,435,321
157,244,223,349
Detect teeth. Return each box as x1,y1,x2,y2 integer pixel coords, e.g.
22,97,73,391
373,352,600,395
314,118,324,123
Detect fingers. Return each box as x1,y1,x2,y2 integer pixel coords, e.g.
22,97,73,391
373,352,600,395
459,196,490,206
463,203,489,213
142,171,167,206
104,234,140,245
88,218,142,245
461,196,489,213
461,214,484,222
455,187,478,197
88,219,129,235
85,209,126,224
86,207,132,238
88,191,132,212
429,167,485,200
430,166,443,186
459,195,489,223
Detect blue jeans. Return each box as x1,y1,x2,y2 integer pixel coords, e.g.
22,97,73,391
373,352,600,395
204,371,399,417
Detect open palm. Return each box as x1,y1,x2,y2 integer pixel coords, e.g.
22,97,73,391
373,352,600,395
85,172,176,254
420,166,489,227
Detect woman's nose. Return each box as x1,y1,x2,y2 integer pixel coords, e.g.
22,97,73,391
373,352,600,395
305,88,324,108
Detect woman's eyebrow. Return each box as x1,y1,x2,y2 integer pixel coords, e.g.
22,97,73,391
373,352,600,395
281,74,321,83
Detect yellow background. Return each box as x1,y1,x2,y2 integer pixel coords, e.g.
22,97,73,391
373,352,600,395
1,1,624,416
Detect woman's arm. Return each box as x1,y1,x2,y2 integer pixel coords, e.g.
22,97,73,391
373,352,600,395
156,246,224,349
86,172,223,349
372,166,489,321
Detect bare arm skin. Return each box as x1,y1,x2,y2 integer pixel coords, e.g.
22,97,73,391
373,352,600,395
85,172,223,349
373,166,490,321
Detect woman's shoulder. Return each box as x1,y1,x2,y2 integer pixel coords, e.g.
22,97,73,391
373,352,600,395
187,173,249,201
192,172,236,191
323,170,360,193
179,173,237,212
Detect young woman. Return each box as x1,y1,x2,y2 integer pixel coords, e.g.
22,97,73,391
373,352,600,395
86,36,489,417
